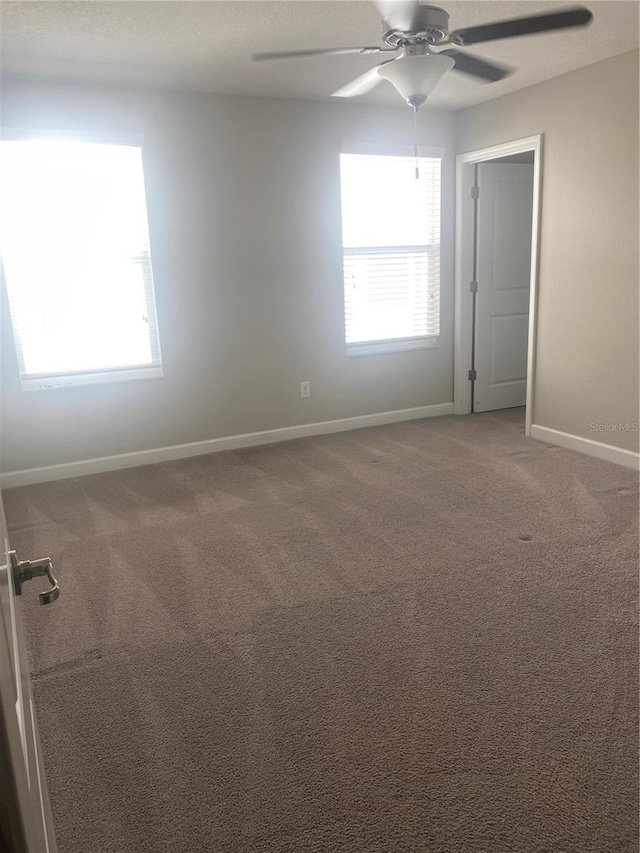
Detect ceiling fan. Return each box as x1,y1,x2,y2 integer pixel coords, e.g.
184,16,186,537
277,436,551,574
253,2,593,110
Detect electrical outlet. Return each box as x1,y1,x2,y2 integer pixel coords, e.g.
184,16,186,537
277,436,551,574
300,381,311,399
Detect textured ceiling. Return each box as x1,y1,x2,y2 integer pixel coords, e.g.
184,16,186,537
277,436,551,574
0,1,638,110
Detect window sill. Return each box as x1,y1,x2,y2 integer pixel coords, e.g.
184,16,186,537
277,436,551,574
346,337,440,357
20,364,163,392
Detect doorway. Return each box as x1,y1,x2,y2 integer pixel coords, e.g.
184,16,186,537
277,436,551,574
454,136,542,435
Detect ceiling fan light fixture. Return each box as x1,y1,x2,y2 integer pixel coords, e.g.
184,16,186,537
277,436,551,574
378,53,455,107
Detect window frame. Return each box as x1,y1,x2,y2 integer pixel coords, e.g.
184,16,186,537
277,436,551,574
339,143,444,357
0,128,163,392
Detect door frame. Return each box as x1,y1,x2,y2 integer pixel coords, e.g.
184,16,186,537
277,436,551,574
453,134,543,435
0,542,58,853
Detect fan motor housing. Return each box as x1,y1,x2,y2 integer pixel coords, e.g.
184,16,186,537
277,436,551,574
382,5,450,47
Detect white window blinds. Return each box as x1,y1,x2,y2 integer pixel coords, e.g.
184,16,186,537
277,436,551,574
0,138,162,390
340,153,441,354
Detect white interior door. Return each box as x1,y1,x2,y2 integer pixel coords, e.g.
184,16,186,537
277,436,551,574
0,487,58,853
474,162,534,413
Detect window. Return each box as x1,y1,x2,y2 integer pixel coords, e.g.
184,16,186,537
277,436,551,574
0,136,162,390
339,151,441,356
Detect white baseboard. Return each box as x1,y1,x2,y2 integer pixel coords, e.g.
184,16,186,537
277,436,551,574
530,424,640,471
0,402,454,489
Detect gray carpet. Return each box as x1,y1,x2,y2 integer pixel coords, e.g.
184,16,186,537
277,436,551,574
5,409,638,853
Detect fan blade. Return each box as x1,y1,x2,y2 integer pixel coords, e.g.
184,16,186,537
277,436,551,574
332,64,389,98
450,6,593,46
439,49,512,83
253,47,395,61
374,0,421,32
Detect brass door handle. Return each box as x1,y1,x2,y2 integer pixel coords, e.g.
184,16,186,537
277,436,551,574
9,550,60,606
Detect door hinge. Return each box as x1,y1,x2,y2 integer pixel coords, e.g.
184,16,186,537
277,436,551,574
471,185,480,199
468,369,477,381
469,280,478,293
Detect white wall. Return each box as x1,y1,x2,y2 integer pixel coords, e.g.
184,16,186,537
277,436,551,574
0,82,455,472
456,50,639,453
2,50,637,474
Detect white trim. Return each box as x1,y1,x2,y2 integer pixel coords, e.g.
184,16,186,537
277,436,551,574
456,136,542,166
454,135,543,437
530,424,640,470
347,336,439,357
453,161,476,415
20,364,163,392
1,127,143,147
341,142,445,159
0,402,454,489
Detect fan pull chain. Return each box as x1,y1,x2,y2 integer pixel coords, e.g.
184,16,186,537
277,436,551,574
413,106,420,180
